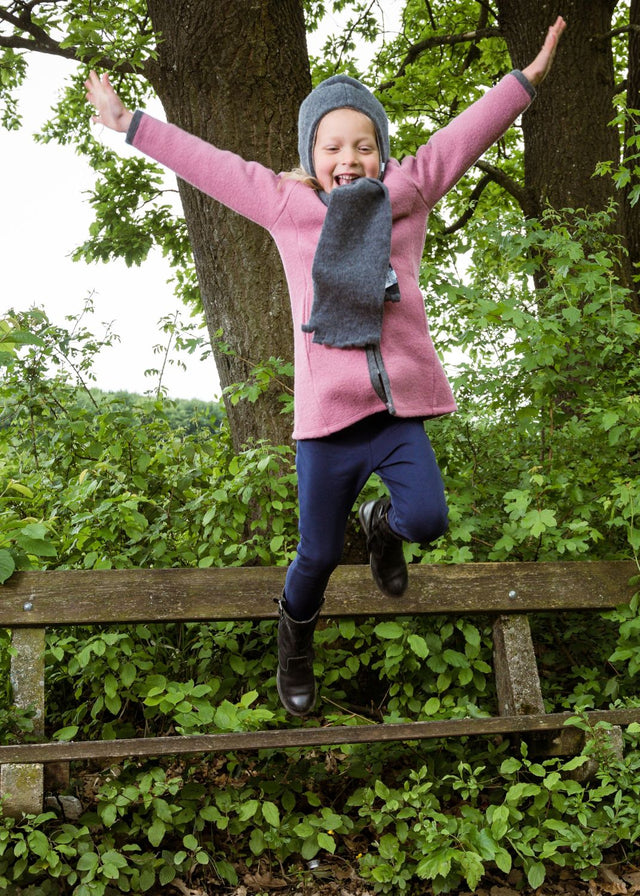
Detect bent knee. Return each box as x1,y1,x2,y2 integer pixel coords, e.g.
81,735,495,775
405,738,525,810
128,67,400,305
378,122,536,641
392,502,449,545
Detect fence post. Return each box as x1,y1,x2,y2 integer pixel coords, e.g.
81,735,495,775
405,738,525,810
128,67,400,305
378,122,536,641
1,628,45,817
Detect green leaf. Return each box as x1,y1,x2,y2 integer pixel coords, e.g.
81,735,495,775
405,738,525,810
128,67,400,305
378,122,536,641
120,662,137,688
378,833,399,860
317,831,336,853
238,799,260,821
301,837,320,860
500,757,522,775
159,865,176,886
249,827,266,856
338,619,356,638
374,621,404,639
148,819,166,847
15,532,57,557
54,725,79,742
27,830,50,858
424,697,440,715
522,508,557,537
0,550,16,584
77,852,99,872
262,800,280,828
490,804,509,839
527,861,546,889
183,834,198,851
100,803,117,827
6,480,34,498
408,633,429,658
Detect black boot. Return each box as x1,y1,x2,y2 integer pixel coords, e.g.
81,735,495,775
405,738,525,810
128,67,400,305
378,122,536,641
359,498,408,597
276,596,322,717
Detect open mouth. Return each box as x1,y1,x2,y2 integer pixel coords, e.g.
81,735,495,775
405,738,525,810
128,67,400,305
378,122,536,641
335,174,360,187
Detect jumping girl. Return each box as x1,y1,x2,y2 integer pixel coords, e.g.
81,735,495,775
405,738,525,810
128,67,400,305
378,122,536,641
86,15,565,717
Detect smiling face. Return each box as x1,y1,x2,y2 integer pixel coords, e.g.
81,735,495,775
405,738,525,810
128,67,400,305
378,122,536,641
312,108,381,193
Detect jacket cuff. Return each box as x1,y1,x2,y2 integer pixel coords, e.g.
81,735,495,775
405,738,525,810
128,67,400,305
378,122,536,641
125,109,144,145
511,69,536,100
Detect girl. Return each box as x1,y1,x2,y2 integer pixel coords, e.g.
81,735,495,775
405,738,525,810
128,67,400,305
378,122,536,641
86,16,565,718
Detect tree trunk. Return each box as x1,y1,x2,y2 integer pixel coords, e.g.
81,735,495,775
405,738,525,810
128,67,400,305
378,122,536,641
621,0,640,311
146,0,310,449
497,0,619,217
497,0,640,308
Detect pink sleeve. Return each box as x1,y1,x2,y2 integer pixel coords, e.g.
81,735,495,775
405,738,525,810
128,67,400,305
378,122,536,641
403,73,534,208
127,113,289,230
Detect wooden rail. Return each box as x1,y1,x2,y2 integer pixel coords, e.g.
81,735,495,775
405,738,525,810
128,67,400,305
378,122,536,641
2,560,635,624
0,560,638,818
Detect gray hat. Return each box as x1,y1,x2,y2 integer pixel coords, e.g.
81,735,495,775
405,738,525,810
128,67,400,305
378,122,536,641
298,74,390,178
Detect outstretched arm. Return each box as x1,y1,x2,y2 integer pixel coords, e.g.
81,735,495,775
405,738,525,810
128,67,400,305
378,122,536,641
521,16,566,87
85,70,134,133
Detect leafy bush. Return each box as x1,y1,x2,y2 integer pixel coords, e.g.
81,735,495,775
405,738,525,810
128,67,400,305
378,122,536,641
1,205,639,894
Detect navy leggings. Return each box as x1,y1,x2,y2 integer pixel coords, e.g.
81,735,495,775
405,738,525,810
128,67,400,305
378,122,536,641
284,413,449,620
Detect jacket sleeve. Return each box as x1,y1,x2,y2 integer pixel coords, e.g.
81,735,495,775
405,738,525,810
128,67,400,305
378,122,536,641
126,112,289,231
405,72,535,209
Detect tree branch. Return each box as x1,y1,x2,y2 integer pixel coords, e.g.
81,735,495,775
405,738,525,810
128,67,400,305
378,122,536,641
0,32,146,73
379,26,501,90
0,6,151,74
442,173,492,234
443,160,533,235
475,159,534,215
596,23,640,41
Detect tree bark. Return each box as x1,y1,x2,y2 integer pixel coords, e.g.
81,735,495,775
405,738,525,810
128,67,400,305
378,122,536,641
497,0,619,217
621,0,640,310
145,0,310,449
497,0,640,308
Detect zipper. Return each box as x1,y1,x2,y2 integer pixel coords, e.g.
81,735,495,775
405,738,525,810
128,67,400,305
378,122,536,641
366,344,396,415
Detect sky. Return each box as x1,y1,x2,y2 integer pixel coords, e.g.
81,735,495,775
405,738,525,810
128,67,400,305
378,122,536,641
1,8,399,402
1,53,221,401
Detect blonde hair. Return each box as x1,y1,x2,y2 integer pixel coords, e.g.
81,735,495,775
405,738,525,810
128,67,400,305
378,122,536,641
281,166,322,191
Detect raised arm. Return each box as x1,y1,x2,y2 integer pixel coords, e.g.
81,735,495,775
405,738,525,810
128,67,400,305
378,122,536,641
521,16,566,87
85,70,134,133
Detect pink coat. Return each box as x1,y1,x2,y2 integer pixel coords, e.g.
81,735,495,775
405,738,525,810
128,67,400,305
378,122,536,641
128,74,532,439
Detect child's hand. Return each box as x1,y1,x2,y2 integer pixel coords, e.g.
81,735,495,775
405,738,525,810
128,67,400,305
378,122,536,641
522,16,567,87
85,70,134,133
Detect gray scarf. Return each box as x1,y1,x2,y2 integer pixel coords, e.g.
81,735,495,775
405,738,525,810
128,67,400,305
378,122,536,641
302,177,399,348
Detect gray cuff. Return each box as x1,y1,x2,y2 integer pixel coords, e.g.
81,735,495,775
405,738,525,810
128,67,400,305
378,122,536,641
511,69,536,100
125,109,144,145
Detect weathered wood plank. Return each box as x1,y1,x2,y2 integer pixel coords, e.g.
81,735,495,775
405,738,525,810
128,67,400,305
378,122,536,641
1,561,636,626
1,629,46,817
0,764,43,818
493,615,545,716
10,629,45,734
0,709,638,763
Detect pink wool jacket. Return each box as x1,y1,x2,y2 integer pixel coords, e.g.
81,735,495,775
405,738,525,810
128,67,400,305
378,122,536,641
128,73,533,439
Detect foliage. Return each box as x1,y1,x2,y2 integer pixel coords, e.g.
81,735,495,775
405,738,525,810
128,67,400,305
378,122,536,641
1,2,640,892
421,204,640,565
0,305,297,582
1,196,640,891
352,725,640,894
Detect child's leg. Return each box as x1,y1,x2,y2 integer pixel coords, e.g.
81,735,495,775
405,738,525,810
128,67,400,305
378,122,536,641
278,425,371,716
358,416,447,597
373,417,449,544
284,428,371,620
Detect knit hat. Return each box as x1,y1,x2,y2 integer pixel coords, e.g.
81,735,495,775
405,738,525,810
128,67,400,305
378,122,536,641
298,74,390,177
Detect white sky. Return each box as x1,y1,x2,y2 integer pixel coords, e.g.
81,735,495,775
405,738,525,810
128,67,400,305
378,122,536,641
1,53,221,401
0,7,401,402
